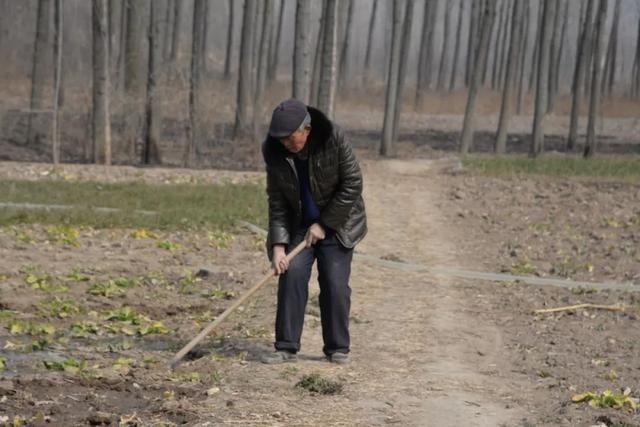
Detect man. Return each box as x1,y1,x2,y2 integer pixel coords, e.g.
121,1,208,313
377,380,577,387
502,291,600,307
261,98,367,364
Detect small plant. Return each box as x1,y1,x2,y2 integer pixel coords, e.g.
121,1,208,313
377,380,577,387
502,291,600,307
129,228,159,239
88,278,137,297
46,225,80,247
510,259,538,275
208,230,234,249
0,356,7,371
112,357,134,373
64,269,91,282
296,373,343,395
70,321,99,337
171,371,201,383
137,321,169,336
37,297,82,318
157,240,180,250
572,389,638,411
104,307,142,324
203,288,235,300
8,320,56,336
25,273,68,293
43,358,95,378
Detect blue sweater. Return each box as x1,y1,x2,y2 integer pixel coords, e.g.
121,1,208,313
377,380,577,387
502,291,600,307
293,156,321,227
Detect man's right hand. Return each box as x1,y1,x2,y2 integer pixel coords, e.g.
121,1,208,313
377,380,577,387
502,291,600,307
272,245,289,275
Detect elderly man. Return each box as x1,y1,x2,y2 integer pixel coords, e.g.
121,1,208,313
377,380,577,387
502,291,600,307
261,98,367,364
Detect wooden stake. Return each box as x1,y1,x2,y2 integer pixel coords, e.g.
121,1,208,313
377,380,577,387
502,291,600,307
534,303,629,314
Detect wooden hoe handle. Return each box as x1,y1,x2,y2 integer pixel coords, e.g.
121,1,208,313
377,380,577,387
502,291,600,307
169,240,307,369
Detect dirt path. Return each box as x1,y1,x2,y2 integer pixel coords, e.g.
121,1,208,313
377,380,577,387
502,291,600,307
321,159,525,426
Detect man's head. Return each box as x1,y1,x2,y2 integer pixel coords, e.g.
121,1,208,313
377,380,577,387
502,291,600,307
268,98,312,153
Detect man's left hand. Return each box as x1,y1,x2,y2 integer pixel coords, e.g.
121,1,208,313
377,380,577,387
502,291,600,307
304,223,325,247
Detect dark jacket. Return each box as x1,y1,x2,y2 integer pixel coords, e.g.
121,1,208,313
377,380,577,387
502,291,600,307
262,106,367,258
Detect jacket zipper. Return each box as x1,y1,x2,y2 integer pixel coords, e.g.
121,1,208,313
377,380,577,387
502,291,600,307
285,157,302,213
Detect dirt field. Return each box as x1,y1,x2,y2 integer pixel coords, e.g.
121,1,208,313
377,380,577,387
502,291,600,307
0,155,639,426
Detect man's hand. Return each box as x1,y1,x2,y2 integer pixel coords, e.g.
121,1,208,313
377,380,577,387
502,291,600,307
272,245,289,275
304,223,325,247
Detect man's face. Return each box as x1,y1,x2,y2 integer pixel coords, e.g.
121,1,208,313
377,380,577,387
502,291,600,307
280,127,311,153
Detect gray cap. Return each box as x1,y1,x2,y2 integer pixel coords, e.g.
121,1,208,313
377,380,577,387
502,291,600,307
268,98,308,138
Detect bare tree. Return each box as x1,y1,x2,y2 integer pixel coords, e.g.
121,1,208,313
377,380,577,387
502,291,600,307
495,0,522,154
364,0,378,85
551,0,569,107
515,0,530,114
163,0,173,61
460,0,496,154
465,0,479,86
381,0,404,157
568,0,596,151
338,0,354,88
310,1,326,107
186,0,206,165
491,0,508,89
293,0,312,101
584,0,607,158
393,0,415,140
268,0,285,82
233,0,257,139
602,0,621,96
437,0,452,91
169,0,183,62
546,0,563,113
449,0,464,91
124,0,147,93
317,0,338,119
224,0,234,79
93,0,111,165
143,0,161,165
415,0,437,108
633,16,640,99
530,0,556,157
528,3,544,92
52,0,63,165
254,0,273,140
28,0,53,145
114,0,127,90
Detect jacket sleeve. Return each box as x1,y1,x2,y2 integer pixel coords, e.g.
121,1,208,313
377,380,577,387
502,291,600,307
266,165,291,247
320,128,363,230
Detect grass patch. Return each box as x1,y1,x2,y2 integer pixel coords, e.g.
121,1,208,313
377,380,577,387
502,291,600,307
0,180,267,229
463,155,640,182
296,372,343,395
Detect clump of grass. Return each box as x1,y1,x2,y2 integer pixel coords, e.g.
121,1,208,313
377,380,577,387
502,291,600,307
296,373,343,395
463,155,640,182
0,180,267,230
37,297,82,318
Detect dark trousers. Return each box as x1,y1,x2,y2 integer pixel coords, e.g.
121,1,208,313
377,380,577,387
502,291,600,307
275,231,353,356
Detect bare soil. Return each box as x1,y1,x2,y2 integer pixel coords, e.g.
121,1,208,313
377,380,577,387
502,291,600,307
0,153,639,426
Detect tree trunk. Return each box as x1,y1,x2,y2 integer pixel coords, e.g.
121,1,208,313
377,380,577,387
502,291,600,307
114,0,126,90
530,0,556,157
163,0,173,61
568,0,596,151
552,0,569,105
93,0,111,165
254,0,273,140
224,0,234,79
415,0,437,108
546,0,562,113
633,17,640,99
200,0,210,73
52,0,63,165
380,0,404,157
143,0,162,165
528,2,544,92
233,0,257,139
602,0,620,96
437,0,452,91
496,0,512,90
460,0,496,154
338,0,354,89
293,0,312,101
268,0,286,82
186,0,206,165
169,0,182,62
449,0,464,91
28,0,53,145
124,0,146,93
364,0,378,85
515,0,529,114
392,0,415,141
465,0,478,87
495,0,522,154
584,0,607,158
490,0,507,89
317,0,338,119
310,0,326,107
